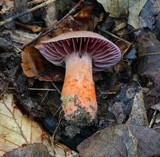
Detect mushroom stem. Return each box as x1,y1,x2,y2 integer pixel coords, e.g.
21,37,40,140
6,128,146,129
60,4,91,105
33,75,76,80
61,53,97,123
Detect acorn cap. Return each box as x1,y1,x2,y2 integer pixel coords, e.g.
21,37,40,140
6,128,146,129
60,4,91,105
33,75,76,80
39,31,121,71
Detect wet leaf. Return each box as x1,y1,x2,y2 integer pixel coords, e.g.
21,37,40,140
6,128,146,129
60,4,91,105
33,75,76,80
97,0,147,28
0,94,78,157
77,124,160,157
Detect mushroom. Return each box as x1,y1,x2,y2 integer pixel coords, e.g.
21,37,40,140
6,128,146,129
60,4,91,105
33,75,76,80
39,31,121,125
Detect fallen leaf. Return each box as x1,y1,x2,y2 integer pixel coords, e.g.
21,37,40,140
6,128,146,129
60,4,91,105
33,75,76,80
108,102,125,124
126,90,148,126
0,93,78,157
4,30,38,45
136,31,160,85
1,0,14,14
73,4,103,31
44,0,58,27
2,143,52,157
0,73,9,95
151,103,160,111
14,0,32,23
0,37,14,52
128,0,147,28
139,0,160,29
21,45,64,81
108,83,138,123
97,0,147,28
154,13,160,41
77,124,160,157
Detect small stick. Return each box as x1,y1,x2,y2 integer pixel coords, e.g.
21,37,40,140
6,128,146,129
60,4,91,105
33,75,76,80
149,110,157,128
52,82,61,94
98,26,132,46
22,0,84,49
15,22,42,33
8,87,56,91
28,0,45,6
41,90,50,103
0,0,56,27
51,110,63,146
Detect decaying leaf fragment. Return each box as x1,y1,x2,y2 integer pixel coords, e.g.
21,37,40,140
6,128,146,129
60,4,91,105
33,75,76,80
0,94,78,157
21,46,64,81
4,30,38,45
77,124,160,157
126,90,148,126
0,0,14,14
136,31,160,85
2,143,52,157
97,0,147,28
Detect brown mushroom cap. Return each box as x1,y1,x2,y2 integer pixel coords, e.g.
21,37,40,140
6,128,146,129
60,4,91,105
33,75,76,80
39,31,121,71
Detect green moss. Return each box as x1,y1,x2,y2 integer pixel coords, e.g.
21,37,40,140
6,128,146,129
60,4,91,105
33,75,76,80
60,95,75,105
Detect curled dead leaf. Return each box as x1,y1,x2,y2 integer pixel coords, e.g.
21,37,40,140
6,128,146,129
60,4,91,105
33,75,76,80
21,45,64,82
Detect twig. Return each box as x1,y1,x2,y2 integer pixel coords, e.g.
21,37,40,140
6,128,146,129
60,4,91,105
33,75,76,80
98,26,132,46
28,0,45,6
51,110,63,146
0,0,56,27
8,87,56,91
22,0,84,49
149,110,157,128
41,90,50,103
52,82,61,94
51,82,62,116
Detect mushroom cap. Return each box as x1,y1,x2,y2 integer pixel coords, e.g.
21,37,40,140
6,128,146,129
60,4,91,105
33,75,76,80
39,31,121,71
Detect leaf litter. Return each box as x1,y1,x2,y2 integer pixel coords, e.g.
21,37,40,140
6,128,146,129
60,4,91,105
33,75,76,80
0,0,160,156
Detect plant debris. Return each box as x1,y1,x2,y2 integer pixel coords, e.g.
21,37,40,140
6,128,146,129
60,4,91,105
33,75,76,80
0,0,160,156
77,124,160,157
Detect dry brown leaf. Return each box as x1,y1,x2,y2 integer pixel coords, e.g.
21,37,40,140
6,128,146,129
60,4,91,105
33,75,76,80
21,45,64,81
0,94,77,157
21,46,46,77
73,4,103,31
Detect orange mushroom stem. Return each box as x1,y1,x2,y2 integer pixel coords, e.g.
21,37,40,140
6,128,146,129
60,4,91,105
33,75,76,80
61,53,97,123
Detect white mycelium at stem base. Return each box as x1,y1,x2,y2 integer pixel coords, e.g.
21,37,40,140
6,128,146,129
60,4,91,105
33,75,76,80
61,53,97,122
